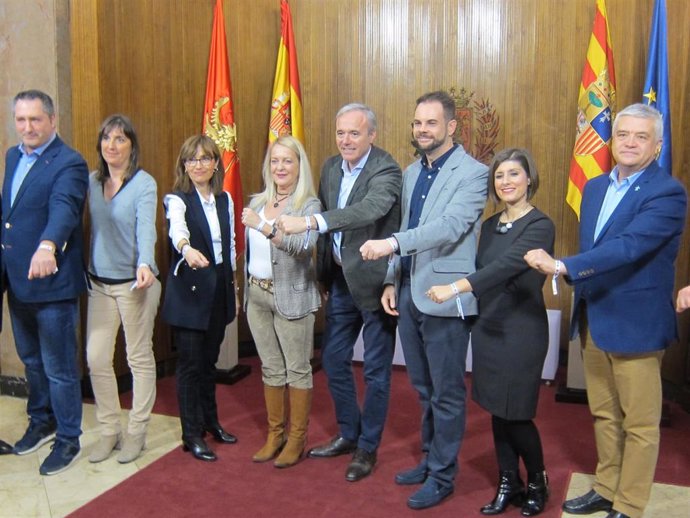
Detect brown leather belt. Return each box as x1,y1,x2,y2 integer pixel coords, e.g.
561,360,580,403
248,275,274,293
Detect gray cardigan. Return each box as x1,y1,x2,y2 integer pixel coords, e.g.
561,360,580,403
88,169,159,279
244,196,321,319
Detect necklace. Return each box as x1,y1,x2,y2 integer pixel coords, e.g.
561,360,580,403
273,192,290,208
496,205,532,234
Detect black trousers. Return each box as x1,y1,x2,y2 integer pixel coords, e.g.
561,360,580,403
173,266,227,439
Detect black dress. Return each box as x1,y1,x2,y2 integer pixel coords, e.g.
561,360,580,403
466,208,555,420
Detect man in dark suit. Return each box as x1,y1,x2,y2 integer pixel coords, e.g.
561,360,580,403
277,103,401,482
2,90,89,475
361,91,488,509
525,103,687,518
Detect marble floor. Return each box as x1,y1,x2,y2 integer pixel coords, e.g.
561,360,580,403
1,393,687,518
0,395,180,518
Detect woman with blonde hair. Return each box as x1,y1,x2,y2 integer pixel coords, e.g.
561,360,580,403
241,135,320,468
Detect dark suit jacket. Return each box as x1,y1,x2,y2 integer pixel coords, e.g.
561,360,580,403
2,136,89,302
316,145,402,311
563,161,687,353
161,191,236,330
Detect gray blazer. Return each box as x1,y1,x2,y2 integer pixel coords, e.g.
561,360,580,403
244,196,321,319
386,145,488,317
317,146,402,311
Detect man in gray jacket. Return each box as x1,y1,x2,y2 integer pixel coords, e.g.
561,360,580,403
277,103,401,482
361,90,488,509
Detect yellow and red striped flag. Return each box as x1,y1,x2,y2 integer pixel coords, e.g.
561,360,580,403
203,0,244,253
566,0,617,219
268,0,304,143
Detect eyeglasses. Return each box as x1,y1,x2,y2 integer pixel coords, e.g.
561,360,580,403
184,156,214,167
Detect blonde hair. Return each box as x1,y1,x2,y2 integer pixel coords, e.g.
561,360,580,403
250,135,316,211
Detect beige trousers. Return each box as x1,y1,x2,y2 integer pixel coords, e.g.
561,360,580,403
246,283,314,389
86,278,161,436
582,328,664,518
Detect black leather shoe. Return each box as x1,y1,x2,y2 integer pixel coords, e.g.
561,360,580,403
307,436,356,458
204,424,238,444
480,471,525,515
562,489,612,515
605,512,630,518
182,437,217,462
0,439,13,455
345,448,376,482
521,471,548,516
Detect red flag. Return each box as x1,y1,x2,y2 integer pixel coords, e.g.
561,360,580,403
203,0,244,254
268,0,304,143
566,0,616,219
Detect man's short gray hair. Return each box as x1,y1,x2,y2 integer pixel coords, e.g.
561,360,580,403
613,103,663,141
335,103,377,134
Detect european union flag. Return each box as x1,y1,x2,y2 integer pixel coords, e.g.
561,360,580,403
642,0,671,174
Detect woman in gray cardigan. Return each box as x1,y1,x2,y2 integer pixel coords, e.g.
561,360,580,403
241,135,320,468
86,114,160,464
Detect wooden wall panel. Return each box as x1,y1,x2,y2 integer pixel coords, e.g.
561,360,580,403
71,0,690,391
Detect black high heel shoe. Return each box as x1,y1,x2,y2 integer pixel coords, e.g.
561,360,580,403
182,437,217,462
521,471,549,516
204,423,238,444
480,471,525,515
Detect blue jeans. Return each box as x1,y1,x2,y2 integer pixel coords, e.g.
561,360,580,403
398,278,471,488
8,291,82,446
321,266,396,453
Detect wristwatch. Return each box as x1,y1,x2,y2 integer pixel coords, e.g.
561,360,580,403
266,225,278,239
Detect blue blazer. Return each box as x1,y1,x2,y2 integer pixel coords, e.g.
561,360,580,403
2,136,89,302
563,161,687,353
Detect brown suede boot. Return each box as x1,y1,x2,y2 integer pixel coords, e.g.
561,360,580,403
253,385,287,462
274,387,312,468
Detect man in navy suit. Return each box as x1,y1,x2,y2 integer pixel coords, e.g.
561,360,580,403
525,103,687,518
2,90,89,475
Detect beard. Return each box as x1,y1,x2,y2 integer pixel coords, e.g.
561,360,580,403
412,133,446,155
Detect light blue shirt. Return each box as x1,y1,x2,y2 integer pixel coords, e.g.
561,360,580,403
10,133,57,206
593,166,646,240
314,146,372,264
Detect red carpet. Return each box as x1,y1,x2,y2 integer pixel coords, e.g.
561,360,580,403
72,358,690,517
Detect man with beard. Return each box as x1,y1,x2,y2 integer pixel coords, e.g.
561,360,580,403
360,90,488,509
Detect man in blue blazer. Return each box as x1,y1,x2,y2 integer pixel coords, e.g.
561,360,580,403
362,90,488,510
2,90,89,475
525,104,687,518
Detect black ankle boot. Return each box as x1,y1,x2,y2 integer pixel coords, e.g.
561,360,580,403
480,471,525,515
521,471,549,516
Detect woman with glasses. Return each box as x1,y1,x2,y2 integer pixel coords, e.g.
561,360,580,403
86,114,161,464
240,135,320,468
161,135,239,462
427,148,554,516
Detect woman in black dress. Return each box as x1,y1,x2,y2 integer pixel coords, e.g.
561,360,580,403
427,148,554,516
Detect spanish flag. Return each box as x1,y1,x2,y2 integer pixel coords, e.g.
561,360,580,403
203,0,244,253
566,0,616,219
268,0,304,143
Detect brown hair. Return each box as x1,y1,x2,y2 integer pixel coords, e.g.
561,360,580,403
95,114,140,183
487,148,540,203
172,135,225,195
